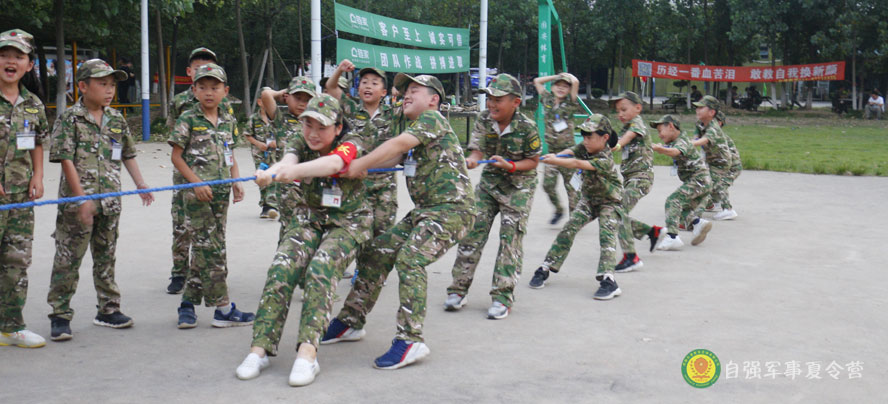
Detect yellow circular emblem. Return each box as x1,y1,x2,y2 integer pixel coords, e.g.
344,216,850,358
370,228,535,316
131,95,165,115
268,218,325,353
681,349,720,388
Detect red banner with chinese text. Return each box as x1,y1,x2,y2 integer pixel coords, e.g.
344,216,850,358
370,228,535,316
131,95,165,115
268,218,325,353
632,60,845,82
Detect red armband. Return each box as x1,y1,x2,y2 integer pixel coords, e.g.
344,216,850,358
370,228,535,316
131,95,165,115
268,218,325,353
508,161,517,173
329,142,358,176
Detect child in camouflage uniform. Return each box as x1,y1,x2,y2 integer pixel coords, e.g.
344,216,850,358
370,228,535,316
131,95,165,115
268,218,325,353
166,47,234,295
445,73,541,319
534,72,580,224
0,29,48,348
326,60,398,282
650,115,713,250
692,96,735,222
244,101,278,219
47,59,155,341
611,92,666,273
322,74,474,370
260,77,316,242
710,109,740,221
169,64,253,329
236,95,375,387
528,114,624,300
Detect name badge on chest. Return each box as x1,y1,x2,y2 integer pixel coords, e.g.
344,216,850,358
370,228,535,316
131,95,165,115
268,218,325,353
552,114,569,133
403,149,417,177
111,139,122,160
569,169,583,191
670,163,678,177
322,181,343,208
16,119,35,150
621,147,629,160
223,141,234,167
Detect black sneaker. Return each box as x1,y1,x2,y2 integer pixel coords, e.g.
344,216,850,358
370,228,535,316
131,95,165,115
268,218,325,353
50,317,72,341
259,206,271,219
593,276,622,300
528,267,550,289
648,226,667,253
614,254,643,273
549,212,564,225
94,311,134,329
167,276,185,294
178,302,197,329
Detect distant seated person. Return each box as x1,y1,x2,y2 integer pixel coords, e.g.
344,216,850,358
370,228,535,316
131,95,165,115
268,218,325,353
864,89,884,120
728,86,739,108
740,86,762,111
690,85,703,102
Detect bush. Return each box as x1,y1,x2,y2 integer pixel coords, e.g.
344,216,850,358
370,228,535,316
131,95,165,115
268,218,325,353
150,116,170,141
590,88,605,99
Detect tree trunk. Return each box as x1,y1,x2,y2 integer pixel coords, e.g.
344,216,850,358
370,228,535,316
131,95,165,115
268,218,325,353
37,43,49,102
298,0,305,75
617,44,624,93
805,82,813,109
169,19,178,102
155,8,168,118
851,52,857,110
265,21,275,87
54,0,66,116
236,0,251,111
608,46,616,96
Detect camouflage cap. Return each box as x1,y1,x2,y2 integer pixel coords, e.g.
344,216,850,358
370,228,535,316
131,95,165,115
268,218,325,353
481,73,522,97
553,72,572,85
75,59,128,83
359,67,388,87
394,73,445,100
578,113,616,137
649,115,681,130
0,29,35,54
189,47,217,62
610,91,643,106
287,76,317,95
299,94,341,126
192,63,227,84
715,110,727,126
692,95,720,110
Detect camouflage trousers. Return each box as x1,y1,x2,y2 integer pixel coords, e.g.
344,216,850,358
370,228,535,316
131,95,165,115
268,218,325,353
47,206,122,320
251,221,360,355
708,165,739,210
0,193,34,332
251,146,279,209
618,174,654,254
356,178,398,259
542,200,621,276
182,187,230,307
277,184,303,242
542,164,578,215
336,205,473,343
448,183,534,307
666,175,712,234
170,184,192,279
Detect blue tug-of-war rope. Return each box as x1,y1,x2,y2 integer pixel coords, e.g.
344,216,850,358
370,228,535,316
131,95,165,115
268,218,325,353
0,154,574,212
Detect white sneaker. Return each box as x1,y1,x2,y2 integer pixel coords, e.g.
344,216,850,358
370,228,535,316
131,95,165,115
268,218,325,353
0,329,46,348
288,358,320,387
443,293,467,311
236,353,270,380
487,301,510,319
713,209,738,221
657,235,684,251
691,219,713,246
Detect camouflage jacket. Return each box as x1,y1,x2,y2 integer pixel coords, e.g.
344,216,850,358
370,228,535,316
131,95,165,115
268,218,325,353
571,144,622,206
49,100,137,213
168,103,238,183
339,97,394,191
619,115,654,178
540,90,578,151
695,120,732,169
404,110,474,209
286,125,374,244
468,110,541,192
274,110,303,162
169,89,234,184
667,132,710,184
0,85,49,195
245,111,273,143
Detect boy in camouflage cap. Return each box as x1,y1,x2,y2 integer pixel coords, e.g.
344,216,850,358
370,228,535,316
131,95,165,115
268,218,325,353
708,107,741,221
169,63,253,329
243,101,278,219
445,73,541,319
530,114,625,300
260,76,317,242
0,28,49,348
237,94,377,386
166,47,234,295
322,73,474,370
46,58,155,341
691,95,736,221
650,115,713,250
610,91,666,274
534,72,581,224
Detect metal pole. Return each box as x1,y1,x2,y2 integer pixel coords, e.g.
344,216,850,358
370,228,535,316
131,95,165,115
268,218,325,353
311,0,322,92
140,0,150,141
478,0,488,110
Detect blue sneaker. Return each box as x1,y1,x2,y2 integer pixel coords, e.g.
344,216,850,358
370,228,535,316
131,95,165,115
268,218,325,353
373,339,430,370
321,318,366,345
177,302,197,329
211,303,255,328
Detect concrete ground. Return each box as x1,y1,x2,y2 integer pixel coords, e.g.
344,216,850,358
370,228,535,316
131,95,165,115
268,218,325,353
2,145,885,403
